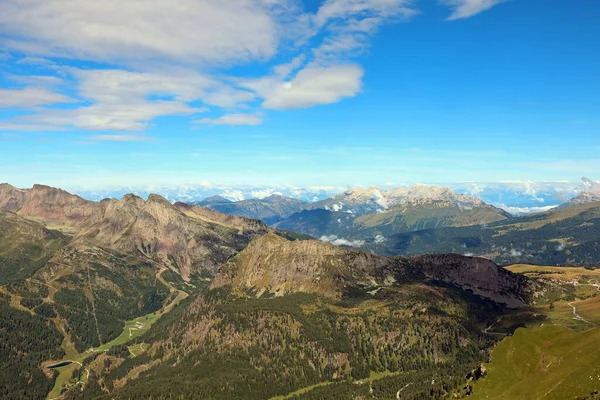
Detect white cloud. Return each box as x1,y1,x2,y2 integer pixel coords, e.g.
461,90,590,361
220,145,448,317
0,86,74,108
509,249,522,257
0,0,502,135
374,234,386,243
250,188,282,199
320,234,365,247
0,122,66,132
243,64,364,110
195,114,263,126
3,69,213,131
221,190,245,201
314,0,415,30
331,204,344,211
273,55,307,78
22,100,202,131
16,56,54,65
441,0,505,21
8,75,64,87
0,0,282,66
581,176,600,194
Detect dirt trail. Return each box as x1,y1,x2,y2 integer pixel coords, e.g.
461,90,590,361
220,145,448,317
568,302,594,325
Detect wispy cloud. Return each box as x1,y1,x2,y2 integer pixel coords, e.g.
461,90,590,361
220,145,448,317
0,86,75,108
195,114,263,126
441,0,505,20
16,56,55,65
88,135,151,142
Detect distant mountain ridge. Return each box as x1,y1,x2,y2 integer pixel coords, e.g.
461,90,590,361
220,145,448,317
557,191,600,209
305,185,490,215
194,194,307,224
197,185,511,240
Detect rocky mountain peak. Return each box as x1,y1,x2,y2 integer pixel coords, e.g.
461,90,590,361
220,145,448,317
147,193,172,205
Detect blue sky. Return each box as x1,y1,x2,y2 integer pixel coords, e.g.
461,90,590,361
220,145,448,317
0,0,599,190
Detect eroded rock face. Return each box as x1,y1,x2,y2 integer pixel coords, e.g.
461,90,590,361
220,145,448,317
0,183,97,225
214,234,532,307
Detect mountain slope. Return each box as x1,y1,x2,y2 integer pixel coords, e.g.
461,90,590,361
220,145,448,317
304,185,495,216
305,187,389,215
272,209,357,238
0,209,68,284
1,184,271,279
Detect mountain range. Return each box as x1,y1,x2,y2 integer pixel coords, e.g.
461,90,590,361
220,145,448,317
1,181,599,399
199,186,512,241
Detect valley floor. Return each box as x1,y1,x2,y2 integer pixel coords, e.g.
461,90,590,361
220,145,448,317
43,267,189,399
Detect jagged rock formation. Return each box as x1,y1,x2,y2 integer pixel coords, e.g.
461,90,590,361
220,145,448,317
398,254,531,308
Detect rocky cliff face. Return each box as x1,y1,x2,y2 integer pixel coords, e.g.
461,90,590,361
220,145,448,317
213,233,531,307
